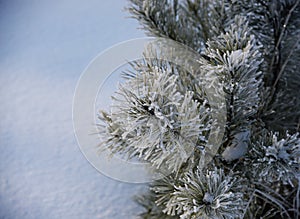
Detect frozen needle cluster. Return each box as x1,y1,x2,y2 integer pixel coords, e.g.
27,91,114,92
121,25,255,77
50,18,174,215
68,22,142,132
98,0,300,218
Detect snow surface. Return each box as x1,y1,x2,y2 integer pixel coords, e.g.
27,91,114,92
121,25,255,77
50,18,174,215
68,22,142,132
0,1,147,218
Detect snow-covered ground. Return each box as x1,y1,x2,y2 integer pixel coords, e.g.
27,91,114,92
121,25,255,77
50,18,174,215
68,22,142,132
0,1,147,218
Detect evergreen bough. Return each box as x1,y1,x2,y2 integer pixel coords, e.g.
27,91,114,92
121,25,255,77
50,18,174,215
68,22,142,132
99,0,300,218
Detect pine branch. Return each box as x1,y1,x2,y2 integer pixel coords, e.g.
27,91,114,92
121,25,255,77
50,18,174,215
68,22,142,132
268,0,300,85
254,0,300,133
152,167,247,219
97,1,300,218
266,0,300,106
128,0,232,52
99,57,212,174
201,16,263,161
271,35,300,94
135,191,179,219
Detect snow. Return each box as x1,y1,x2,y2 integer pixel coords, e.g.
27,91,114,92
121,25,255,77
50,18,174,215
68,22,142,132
0,0,147,218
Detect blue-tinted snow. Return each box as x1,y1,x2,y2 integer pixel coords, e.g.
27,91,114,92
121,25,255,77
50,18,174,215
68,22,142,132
0,1,147,218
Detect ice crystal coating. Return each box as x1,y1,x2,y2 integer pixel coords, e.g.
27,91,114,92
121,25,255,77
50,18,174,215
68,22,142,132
99,60,211,174
97,0,300,218
250,132,300,186
152,168,246,219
